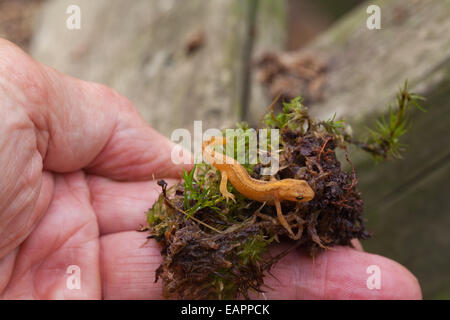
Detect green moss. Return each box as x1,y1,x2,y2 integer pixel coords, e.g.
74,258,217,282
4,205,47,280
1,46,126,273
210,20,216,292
147,94,373,299
347,81,426,161
237,234,271,265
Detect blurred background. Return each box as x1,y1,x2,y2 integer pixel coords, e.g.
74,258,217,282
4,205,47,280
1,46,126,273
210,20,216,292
0,0,448,299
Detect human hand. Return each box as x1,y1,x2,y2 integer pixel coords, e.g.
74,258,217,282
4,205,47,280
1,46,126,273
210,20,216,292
0,38,189,299
249,240,421,299
0,39,421,299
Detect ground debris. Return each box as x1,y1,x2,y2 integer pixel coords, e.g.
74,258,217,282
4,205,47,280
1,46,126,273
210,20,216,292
145,97,369,299
255,51,327,105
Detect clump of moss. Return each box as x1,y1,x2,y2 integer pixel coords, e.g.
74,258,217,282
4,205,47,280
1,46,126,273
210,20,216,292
144,85,423,299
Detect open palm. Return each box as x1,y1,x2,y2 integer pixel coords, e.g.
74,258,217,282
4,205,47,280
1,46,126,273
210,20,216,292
0,39,421,299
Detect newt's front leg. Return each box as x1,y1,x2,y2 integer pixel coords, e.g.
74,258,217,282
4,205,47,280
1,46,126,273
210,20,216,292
274,197,294,237
219,171,236,203
269,176,295,236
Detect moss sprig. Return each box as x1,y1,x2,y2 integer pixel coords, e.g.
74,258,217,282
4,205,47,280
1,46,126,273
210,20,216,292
345,81,426,160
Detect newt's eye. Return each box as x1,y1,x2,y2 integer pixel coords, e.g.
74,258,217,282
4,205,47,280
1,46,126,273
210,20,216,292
296,195,304,200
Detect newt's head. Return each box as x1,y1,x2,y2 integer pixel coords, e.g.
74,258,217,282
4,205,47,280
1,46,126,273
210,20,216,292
277,179,315,202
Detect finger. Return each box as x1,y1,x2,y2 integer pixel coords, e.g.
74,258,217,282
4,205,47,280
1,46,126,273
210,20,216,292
86,175,180,235
100,231,163,299
254,245,422,300
0,71,55,259
0,168,54,259
1,172,101,299
0,38,192,181
0,247,18,293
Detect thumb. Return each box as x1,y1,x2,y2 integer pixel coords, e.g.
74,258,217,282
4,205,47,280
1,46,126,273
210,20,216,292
1,38,192,181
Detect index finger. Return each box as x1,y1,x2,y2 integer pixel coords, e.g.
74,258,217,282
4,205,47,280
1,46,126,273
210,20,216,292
256,245,422,300
0,38,192,181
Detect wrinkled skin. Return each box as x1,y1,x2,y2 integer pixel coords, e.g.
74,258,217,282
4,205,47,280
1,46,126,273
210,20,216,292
0,39,421,299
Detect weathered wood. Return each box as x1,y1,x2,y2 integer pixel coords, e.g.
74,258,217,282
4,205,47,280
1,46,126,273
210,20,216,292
289,0,450,299
30,0,285,137
305,0,450,121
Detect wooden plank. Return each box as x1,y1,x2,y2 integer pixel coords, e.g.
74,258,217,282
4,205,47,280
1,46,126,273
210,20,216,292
282,0,450,298
306,0,450,122
30,0,286,136
356,78,450,299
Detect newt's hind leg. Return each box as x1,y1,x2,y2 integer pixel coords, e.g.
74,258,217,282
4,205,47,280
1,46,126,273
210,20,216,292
274,198,294,237
219,171,236,203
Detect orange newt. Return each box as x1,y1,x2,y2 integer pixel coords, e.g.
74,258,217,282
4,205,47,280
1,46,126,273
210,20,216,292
202,136,315,236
